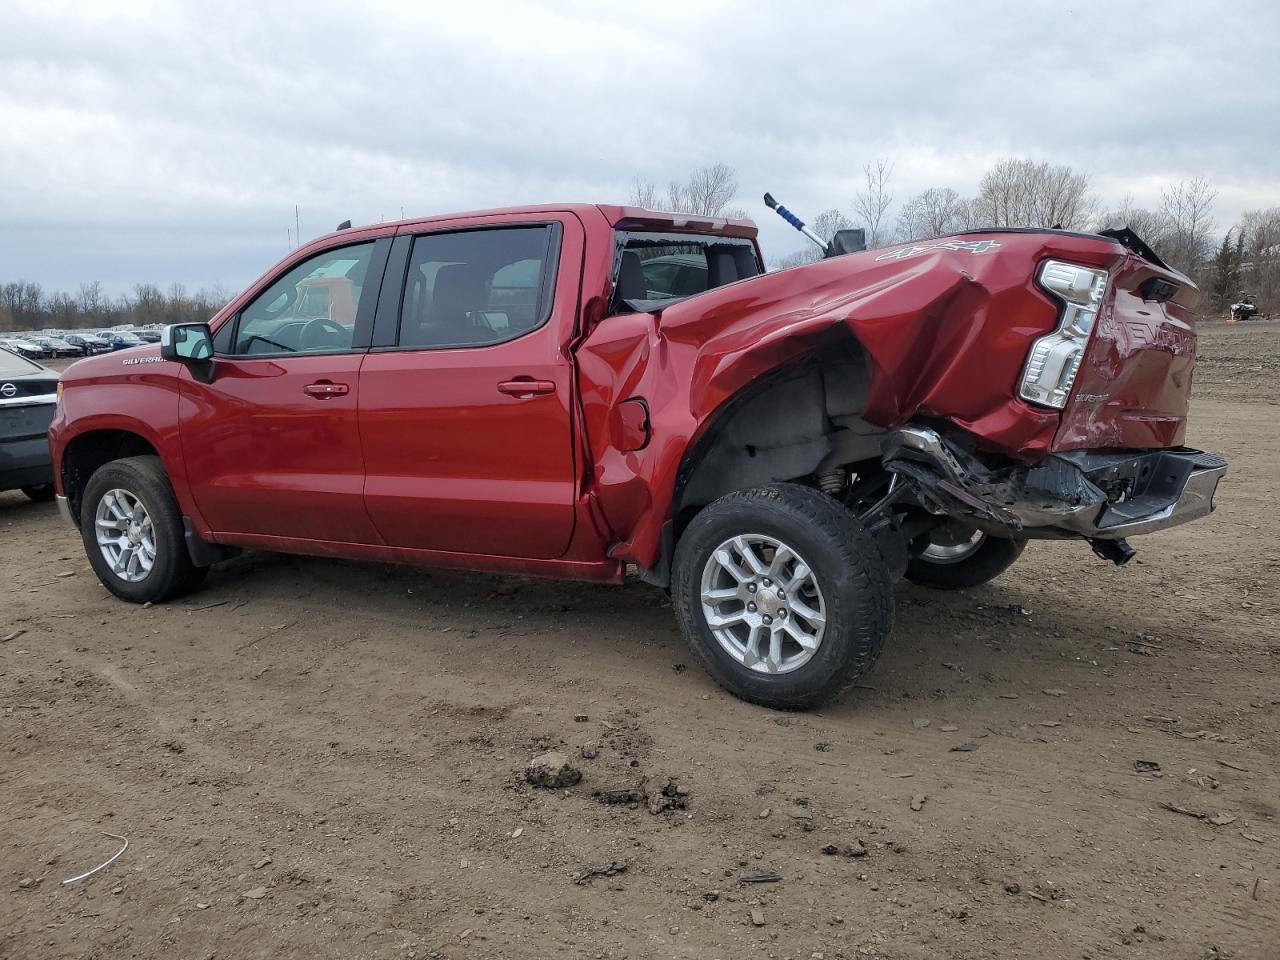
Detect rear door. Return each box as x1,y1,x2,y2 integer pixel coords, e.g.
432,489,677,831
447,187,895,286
180,237,391,543
357,214,582,558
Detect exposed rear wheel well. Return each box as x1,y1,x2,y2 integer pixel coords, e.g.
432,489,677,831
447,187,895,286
671,342,887,542
62,430,161,526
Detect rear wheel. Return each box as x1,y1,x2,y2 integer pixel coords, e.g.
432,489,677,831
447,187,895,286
21,484,55,502
672,483,893,710
905,523,1026,590
80,455,208,603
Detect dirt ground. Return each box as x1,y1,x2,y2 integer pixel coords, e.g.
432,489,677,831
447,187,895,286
3,323,1278,960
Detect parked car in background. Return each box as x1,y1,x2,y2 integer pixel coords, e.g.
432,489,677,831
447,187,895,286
0,346,59,501
0,338,47,361
97,332,144,351
133,330,162,343
65,333,113,357
31,336,80,358
49,203,1226,709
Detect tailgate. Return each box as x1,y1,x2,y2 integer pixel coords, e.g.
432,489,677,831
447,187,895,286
1052,254,1198,451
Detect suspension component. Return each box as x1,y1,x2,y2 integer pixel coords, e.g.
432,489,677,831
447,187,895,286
817,469,845,496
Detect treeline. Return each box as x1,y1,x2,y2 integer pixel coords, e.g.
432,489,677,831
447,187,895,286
8,158,1276,332
634,159,1279,316
0,281,233,334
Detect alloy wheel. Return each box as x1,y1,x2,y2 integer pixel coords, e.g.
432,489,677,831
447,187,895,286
699,533,826,674
94,488,157,583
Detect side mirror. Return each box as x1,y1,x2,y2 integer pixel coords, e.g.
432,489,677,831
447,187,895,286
826,228,867,258
161,323,215,382
161,323,213,362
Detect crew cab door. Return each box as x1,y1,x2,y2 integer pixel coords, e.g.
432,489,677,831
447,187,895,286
179,237,391,544
357,215,581,558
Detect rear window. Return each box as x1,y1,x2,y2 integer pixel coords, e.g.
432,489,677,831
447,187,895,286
612,232,760,312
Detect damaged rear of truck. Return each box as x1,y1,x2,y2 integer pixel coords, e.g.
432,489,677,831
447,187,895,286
578,212,1225,707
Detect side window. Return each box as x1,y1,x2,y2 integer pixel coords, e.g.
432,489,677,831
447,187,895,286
398,226,556,349
229,242,375,356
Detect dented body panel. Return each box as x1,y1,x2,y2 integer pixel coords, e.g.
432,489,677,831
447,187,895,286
578,228,1200,569
1054,252,1198,450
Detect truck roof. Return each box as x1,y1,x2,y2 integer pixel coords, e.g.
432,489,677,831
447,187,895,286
316,204,758,245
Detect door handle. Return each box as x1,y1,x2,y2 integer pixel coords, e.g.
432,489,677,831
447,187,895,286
304,381,350,399
497,379,556,397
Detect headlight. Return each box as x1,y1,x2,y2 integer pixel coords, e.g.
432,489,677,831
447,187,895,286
56,381,64,404
1019,260,1108,409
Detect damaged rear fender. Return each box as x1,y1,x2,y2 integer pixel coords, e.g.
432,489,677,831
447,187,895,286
576,315,868,576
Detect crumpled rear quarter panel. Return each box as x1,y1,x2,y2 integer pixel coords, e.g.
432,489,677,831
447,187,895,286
578,231,1134,568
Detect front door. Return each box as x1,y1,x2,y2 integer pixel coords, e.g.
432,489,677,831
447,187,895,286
180,238,389,544
358,218,580,558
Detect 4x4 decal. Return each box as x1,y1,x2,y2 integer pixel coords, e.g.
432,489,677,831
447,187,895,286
875,239,1001,262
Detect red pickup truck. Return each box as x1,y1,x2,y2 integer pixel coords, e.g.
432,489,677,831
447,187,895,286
48,204,1226,708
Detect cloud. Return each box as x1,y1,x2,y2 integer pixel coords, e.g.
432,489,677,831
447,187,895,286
1,0,1277,291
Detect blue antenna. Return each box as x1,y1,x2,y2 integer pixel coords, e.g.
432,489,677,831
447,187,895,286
764,192,827,252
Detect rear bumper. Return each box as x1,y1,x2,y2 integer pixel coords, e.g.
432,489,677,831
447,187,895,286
884,427,1227,541
0,435,55,492
1070,449,1225,537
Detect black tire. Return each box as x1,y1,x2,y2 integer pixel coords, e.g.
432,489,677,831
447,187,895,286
905,529,1026,590
672,483,894,710
21,483,56,502
80,455,208,603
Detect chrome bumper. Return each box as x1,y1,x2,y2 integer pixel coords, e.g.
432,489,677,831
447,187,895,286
884,427,1227,541
1089,455,1225,537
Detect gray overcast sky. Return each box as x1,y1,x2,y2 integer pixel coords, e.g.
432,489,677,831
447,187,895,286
2,0,1277,295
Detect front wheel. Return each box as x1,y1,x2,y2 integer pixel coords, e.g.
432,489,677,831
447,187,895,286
672,483,894,710
80,455,208,603
904,524,1026,590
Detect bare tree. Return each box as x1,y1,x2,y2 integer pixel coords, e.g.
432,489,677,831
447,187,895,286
132,283,166,326
852,158,894,248
626,175,660,209
1,281,43,330
896,187,972,241
47,291,78,327
975,158,1031,227
1234,206,1280,311
627,163,743,218
1037,163,1096,229
1159,177,1216,275
1092,195,1173,251
975,158,1094,230
667,162,740,218
77,281,104,324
